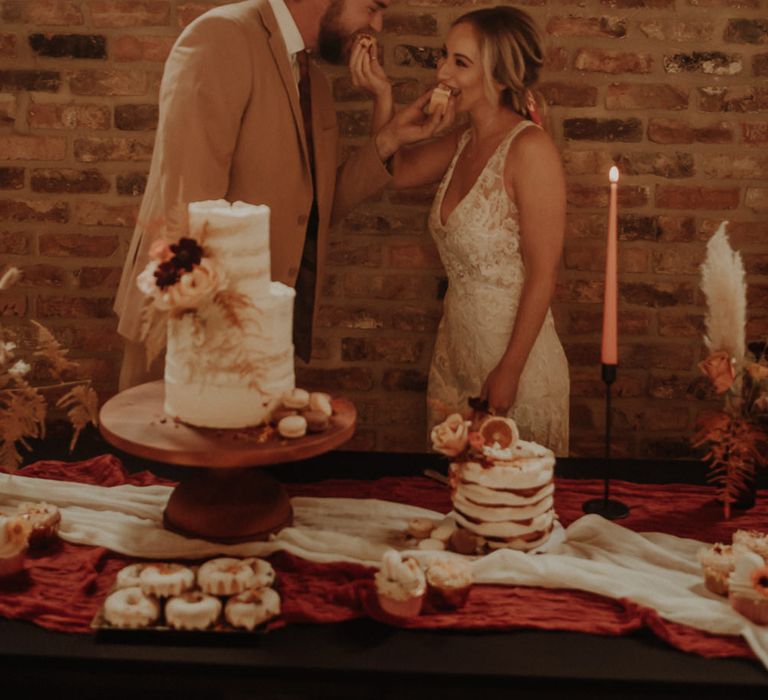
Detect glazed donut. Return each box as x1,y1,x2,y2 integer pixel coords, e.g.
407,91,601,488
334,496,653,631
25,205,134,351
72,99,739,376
242,557,276,589
164,591,222,630
138,563,195,597
197,557,257,596
224,587,281,631
116,563,146,589
103,586,160,628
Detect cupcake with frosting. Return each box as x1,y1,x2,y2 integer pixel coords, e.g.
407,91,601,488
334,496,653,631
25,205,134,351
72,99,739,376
697,542,738,596
728,550,768,625
425,556,473,610
733,529,768,560
374,550,426,618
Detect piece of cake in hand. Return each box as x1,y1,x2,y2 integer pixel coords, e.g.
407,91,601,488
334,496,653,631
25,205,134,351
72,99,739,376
425,556,473,610
426,83,453,115
697,542,737,596
374,550,427,618
729,550,768,624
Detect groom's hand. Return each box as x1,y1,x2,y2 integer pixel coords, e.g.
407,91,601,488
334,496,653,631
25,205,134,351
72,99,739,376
374,89,456,161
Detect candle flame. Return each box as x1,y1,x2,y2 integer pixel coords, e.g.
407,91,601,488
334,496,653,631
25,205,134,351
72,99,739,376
609,166,619,183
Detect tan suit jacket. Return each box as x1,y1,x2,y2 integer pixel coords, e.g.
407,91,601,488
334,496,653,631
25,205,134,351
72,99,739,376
114,0,391,343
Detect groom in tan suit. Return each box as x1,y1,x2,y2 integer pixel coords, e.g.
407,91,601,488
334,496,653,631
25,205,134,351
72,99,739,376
115,0,424,389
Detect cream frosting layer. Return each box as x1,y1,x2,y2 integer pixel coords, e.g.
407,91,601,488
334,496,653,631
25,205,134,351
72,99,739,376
453,508,554,539
164,199,296,429
452,491,554,522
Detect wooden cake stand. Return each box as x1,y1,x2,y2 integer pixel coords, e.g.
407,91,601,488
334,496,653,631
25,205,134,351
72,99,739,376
99,380,356,543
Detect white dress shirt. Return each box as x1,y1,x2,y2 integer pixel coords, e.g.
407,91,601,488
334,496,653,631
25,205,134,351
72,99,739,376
267,0,305,87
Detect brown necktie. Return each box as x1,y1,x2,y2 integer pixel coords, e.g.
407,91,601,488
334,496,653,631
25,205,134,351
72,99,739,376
293,50,318,363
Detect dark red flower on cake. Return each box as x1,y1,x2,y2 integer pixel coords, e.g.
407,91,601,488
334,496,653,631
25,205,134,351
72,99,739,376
170,237,203,272
154,260,180,289
752,565,768,598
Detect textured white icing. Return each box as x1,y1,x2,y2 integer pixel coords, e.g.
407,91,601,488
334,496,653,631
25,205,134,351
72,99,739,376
452,491,554,522
453,508,554,539
375,550,426,600
163,199,296,429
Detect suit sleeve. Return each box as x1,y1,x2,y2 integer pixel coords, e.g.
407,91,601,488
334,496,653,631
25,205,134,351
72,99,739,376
156,15,251,215
331,138,392,227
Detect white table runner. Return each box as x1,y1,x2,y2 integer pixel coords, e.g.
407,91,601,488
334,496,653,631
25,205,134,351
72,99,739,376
1,472,766,670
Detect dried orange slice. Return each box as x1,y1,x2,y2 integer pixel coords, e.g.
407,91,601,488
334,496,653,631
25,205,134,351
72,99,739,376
479,417,519,449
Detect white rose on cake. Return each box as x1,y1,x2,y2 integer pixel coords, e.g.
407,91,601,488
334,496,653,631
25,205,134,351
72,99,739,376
430,413,471,456
157,258,224,312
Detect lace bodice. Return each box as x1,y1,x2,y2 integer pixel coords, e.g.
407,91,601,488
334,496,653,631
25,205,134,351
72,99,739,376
426,120,570,456
430,124,529,294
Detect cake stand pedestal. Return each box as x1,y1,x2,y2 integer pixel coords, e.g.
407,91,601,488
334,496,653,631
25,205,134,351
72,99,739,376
98,380,356,543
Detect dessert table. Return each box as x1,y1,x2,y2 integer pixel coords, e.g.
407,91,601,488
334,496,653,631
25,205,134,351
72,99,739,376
1,437,767,698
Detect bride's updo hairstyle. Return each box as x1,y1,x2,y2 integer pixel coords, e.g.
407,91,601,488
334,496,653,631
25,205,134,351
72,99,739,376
452,6,544,118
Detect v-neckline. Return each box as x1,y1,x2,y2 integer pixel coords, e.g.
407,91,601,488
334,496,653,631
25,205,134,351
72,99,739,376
438,130,505,228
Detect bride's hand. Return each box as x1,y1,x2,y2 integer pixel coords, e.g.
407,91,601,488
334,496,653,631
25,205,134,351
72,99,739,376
349,37,390,99
480,362,520,416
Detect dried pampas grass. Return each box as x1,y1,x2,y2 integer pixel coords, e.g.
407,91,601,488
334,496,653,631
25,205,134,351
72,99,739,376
700,222,746,366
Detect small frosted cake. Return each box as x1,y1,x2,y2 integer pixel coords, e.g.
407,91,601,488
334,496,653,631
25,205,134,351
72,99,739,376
198,557,260,596
374,550,426,618
729,550,768,625
139,563,195,598
225,588,281,630
425,556,473,610
697,543,739,596
733,530,768,560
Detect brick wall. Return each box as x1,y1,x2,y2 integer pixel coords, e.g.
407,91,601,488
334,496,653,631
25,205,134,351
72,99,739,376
1,0,767,458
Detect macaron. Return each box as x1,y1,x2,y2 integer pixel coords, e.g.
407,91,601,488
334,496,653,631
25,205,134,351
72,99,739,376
282,388,310,410
303,410,330,433
308,392,333,417
277,415,307,439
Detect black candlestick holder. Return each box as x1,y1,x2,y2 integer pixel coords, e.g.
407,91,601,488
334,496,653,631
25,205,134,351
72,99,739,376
582,363,630,519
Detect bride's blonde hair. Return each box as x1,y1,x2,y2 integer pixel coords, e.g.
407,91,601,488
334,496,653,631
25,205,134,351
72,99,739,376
453,6,544,120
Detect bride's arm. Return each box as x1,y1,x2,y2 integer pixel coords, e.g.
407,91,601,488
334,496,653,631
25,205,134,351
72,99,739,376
481,127,567,413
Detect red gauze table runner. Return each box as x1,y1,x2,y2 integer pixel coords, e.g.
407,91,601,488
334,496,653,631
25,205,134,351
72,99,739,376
0,454,764,663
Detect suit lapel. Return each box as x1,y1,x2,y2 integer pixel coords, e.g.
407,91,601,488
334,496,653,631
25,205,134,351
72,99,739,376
256,0,312,174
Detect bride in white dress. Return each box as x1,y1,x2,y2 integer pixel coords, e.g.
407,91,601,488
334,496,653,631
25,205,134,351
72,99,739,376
351,6,570,455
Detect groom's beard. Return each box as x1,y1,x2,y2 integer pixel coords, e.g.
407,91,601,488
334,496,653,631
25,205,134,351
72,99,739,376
317,0,349,65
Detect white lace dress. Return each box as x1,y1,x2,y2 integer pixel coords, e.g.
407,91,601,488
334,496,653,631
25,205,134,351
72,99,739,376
426,121,570,456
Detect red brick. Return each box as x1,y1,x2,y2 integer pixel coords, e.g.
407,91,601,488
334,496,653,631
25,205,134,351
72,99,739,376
565,309,651,335
657,216,697,242
90,1,171,27
573,49,653,74
343,273,438,301
387,185,438,206
663,52,742,76
655,185,740,209
0,34,16,57
755,53,768,77
567,184,649,208
337,110,371,138
39,233,120,257
341,210,427,236
614,151,693,178
657,310,705,337
709,220,768,246
112,35,175,62
620,343,696,370
75,267,123,289
563,118,643,142
699,153,768,179
177,2,218,27
1,0,84,25
547,16,627,38
724,18,768,44
0,230,30,255
555,278,604,303
391,307,440,332
0,200,68,223
317,305,385,330
0,135,66,161
36,295,115,319
341,337,423,363
73,201,138,227
0,70,61,92
652,248,705,275
538,82,598,108
27,101,111,130
613,405,690,432
742,253,768,275
0,295,26,316
0,96,16,125
69,69,147,96
116,172,147,196
620,281,695,307
31,168,110,194
743,122,768,145
294,367,374,392
698,86,768,113
563,246,648,273
649,373,715,400
0,167,24,190
114,103,159,130
387,242,441,269
638,20,716,42
570,368,646,398
19,264,69,288
382,369,428,392
648,118,734,144
326,241,382,268
29,33,107,59
74,136,154,162
383,13,438,35
606,83,688,110
746,188,768,212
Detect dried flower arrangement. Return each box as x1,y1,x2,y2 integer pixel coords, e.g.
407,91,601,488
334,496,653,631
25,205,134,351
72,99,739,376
0,267,99,472
137,216,269,388
693,223,767,518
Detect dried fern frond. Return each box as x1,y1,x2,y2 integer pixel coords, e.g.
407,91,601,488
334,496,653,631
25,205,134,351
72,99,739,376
56,384,99,451
214,290,262,334
31,321,76,380
693,411,766,518
700,222,747,365
0,385,47,472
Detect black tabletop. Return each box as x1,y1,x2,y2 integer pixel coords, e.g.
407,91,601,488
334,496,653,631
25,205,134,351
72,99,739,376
3,430,768,697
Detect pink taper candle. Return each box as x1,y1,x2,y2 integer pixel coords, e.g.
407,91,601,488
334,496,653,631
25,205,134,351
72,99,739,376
601,166,619,365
